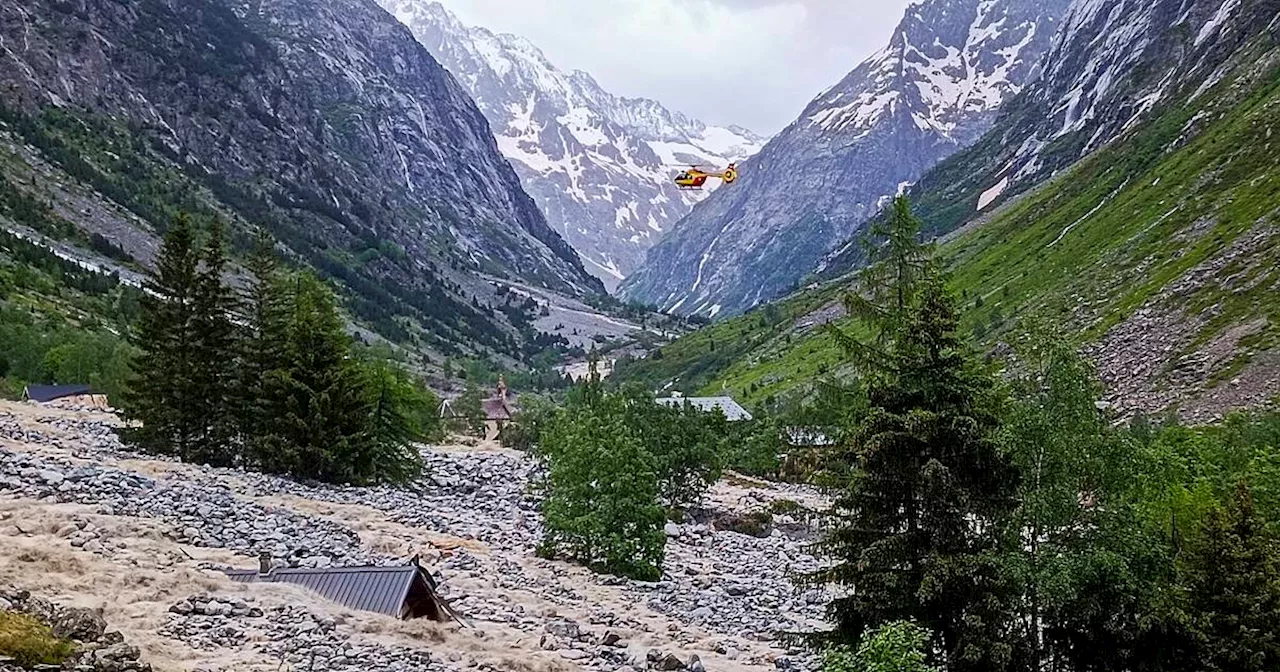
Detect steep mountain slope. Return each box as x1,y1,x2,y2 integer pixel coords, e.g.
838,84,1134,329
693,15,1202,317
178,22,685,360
615,0,1280,422
382,1,766,291
0,0,603,360
619,0,1071,317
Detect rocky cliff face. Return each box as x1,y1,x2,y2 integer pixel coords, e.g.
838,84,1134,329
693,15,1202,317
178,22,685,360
0,0,603,357
821,0,1280,277
381,1,765,291
619,0,1071,317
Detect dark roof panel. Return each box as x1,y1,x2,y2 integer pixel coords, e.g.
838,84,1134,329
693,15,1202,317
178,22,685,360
24,384,94,403
225,566,419,617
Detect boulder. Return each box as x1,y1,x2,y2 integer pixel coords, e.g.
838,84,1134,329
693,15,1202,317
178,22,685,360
52,606,107,642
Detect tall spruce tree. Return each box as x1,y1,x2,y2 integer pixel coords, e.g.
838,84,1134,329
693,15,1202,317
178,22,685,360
120,214,237,464
266,272,374,484
187,221,240,465
813,197,1024,671
119,214,201,457
236,233,291,466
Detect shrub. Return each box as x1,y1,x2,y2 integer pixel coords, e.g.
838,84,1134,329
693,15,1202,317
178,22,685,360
768,498,803,516
538,389,666,581
0,612,76,668
822,621,938,672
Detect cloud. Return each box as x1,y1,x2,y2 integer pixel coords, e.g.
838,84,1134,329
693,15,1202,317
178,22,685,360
433,0,911,134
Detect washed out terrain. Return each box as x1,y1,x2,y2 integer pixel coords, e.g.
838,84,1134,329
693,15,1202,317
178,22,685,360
0,400,826,671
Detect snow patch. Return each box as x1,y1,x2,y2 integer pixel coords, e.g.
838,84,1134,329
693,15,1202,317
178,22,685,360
977,177,1009,211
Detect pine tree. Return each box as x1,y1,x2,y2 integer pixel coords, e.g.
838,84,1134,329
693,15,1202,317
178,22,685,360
812,197,1023,670
187,221,240,466
118,214,204,459
267,272,373,483
236,233,291,466
838,196,935,359
1182,483,1280,672
358,359,427,484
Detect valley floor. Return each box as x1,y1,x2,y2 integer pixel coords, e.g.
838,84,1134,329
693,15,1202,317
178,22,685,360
0,401,825,672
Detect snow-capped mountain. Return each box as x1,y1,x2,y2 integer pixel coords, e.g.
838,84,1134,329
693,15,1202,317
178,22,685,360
991,0,1268,186
818,0,1276,279
620,0,1071,317
382,1,766,291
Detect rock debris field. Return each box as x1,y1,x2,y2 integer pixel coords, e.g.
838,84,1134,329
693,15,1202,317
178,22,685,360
0,401,829,671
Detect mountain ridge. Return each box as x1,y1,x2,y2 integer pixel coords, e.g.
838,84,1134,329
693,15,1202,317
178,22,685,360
613,0,1280,422
0,0,603,360
619,0,1072,317
382,0,766,290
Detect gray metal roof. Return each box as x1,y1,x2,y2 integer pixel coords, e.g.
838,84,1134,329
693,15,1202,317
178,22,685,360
24,384,94,403
655,396,753,421
224,566,419,617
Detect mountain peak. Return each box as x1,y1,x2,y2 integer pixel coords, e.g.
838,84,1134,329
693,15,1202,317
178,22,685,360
382,0,766,290
620,0,1070,317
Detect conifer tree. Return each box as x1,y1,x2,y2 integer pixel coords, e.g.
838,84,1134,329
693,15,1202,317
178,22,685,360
187,221,240,465
1182,483,1280,671
359,359,427,484
813,197,1023,671
267,271,373,483
839,195,935,358
236,233,291,463
120,216,241,465
119,214,201,457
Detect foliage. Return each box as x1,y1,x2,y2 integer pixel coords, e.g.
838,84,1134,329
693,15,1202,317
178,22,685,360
117,214,238,466
0,227,139,400
812,201,1023,670
117,220,429,485
538,374,666,581
821,621,939,672
500,393,554,452
626,391,727,511
0,612,75,668
248,271,418,485
446,383,487,437
1178,482,1280,671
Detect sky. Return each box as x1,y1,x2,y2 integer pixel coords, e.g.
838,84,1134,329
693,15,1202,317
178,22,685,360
432,0,914,136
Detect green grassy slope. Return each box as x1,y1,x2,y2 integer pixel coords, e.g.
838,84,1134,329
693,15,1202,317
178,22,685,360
616,45,1280,415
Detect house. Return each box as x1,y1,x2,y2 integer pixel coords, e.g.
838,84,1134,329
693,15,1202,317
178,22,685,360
224,555,457,622
439,377,519,440
22,384,107,408
481,376,517,440
655,395,753,421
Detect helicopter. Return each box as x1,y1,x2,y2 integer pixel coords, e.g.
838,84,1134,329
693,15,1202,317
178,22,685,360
672,162,739,190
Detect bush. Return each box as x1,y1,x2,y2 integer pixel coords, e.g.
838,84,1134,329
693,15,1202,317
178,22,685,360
0,612,76,668
822,621,938,672
538,386,666,581
768,498,803,516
